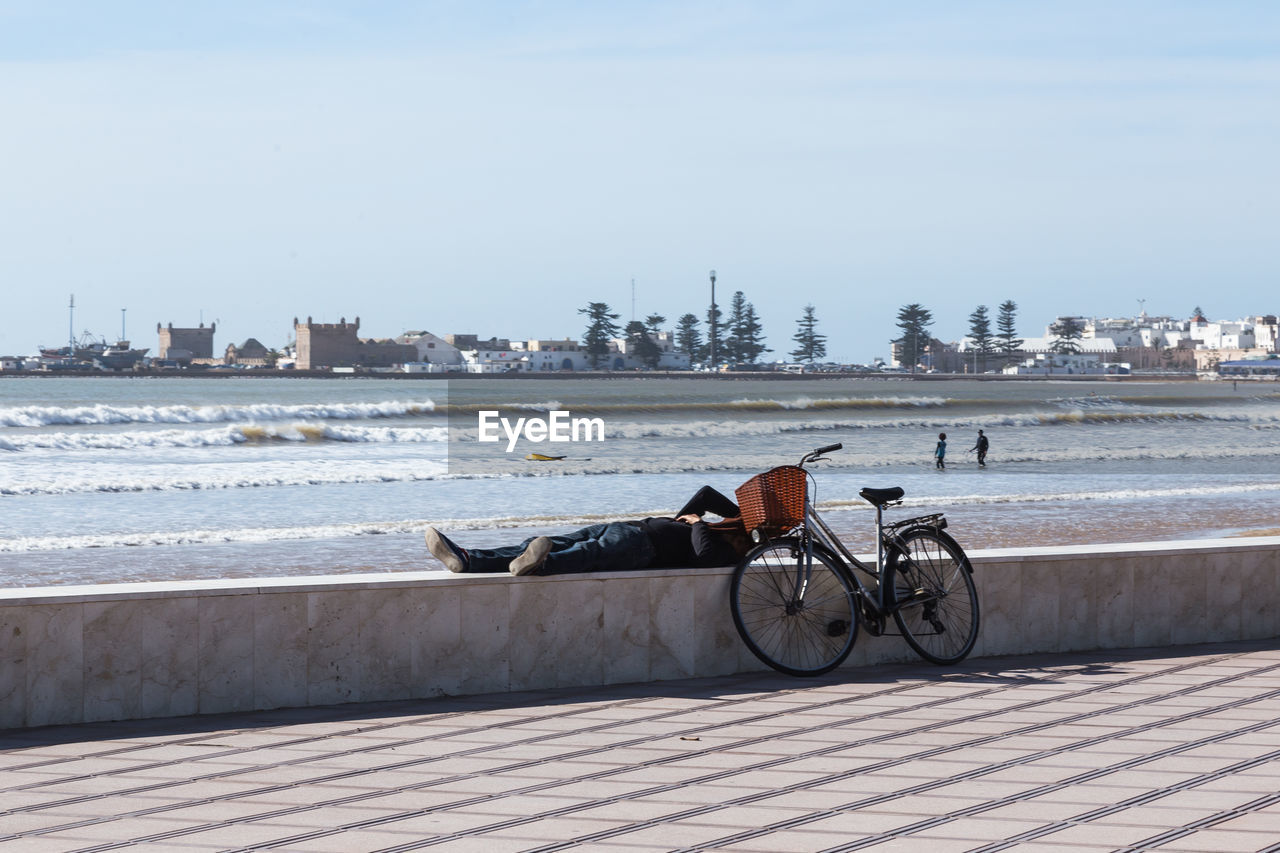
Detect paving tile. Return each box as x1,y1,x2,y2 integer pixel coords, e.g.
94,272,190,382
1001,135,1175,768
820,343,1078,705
0,838,128,853
1154,828,1280,851
1034,820,1184,846
1211,811,1280,833
440,814,634,842
6,642,1280,853
706,829,875,851
264,828,432,852
1088,804,1218,828
594,821,750,848
912,814,1050,840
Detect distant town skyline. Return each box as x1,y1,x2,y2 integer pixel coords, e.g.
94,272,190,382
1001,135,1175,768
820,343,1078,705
2,2,1277,363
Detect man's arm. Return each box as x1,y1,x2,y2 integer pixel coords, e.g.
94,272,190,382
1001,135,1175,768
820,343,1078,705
689,522,740,567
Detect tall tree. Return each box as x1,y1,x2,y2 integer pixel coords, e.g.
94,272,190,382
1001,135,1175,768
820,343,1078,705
736,302,770,364
996,300,1024,355
643,313,666,337
624,320,662,369
894,303,934,373
790,304,827,363
966,305,995,373
674,313,703,360
723,291,749,363
578,302,620,369
1049,316,1085,354
705,301,723,367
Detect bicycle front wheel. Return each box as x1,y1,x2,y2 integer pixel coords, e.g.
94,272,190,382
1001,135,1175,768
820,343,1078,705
885,528,979,665
730,538,859,677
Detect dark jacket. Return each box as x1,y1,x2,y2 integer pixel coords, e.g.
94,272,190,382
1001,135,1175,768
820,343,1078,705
630,517,741,568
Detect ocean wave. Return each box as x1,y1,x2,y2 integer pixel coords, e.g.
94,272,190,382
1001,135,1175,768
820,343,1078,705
0,423,450,451
0,399,439,428
441,396,952,416
818,480,1280,512
9,480,1280,553
12,406,1265,454
6,437,1280,496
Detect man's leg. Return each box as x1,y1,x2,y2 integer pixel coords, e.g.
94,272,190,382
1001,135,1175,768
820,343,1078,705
463,543,527,573
540,523,656,575
677,485,740,519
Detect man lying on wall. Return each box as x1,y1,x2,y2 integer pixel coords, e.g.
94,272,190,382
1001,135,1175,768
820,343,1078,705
425,486,750,577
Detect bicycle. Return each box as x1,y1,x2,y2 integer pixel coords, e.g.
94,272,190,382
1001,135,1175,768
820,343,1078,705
729,442,980,677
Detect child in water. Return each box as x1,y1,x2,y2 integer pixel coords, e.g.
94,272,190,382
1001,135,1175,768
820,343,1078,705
935,432,947,469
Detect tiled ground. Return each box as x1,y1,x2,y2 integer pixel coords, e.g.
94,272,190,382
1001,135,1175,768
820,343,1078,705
4,641,1280,852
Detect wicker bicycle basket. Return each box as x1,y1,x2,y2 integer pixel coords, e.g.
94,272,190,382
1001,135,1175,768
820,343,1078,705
735,465,808,536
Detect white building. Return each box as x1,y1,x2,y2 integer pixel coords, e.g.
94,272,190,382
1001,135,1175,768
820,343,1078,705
1003,353,1130,375
397,331,464,365
462,349,530,373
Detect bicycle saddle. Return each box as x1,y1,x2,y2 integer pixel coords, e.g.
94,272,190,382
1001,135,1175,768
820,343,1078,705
859,486,905,507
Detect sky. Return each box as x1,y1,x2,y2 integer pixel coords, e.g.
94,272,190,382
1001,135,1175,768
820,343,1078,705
1,1,1277,364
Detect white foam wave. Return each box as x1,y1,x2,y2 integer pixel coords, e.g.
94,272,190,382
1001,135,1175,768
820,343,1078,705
1,423,449,451
10,479,1280,553
728,395,950,410
818,480,1280,512
7,435,1279,496
0,399,439,428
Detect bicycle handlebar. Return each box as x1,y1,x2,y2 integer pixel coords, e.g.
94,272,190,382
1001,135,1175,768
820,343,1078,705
800,442,843,467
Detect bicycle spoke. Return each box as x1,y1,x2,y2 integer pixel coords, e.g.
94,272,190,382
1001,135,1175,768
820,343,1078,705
730,540,859,677
887,530,979,664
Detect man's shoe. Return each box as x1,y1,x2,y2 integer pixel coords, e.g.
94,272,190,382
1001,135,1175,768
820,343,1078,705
509,537,552,576
425,527,470,573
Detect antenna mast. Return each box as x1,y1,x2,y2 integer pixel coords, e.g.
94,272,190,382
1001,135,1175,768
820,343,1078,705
68,294,75,353
631,278,636,322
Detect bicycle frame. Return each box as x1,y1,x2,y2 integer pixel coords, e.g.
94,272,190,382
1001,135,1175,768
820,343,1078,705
788,459,949,618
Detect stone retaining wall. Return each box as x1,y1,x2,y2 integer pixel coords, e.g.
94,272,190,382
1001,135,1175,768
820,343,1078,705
2,537,1277,729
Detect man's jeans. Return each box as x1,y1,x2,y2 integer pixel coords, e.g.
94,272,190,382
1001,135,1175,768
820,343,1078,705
465,522,657,575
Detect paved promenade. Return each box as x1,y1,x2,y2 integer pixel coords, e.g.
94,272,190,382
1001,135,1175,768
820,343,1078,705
4,640,1280,852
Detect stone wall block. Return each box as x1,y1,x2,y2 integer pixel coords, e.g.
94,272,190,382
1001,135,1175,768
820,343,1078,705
307,590,361,706
254,593,307,711
693,571,740,677
458,583,509,695
413,585,462,697
1238,549,1276,639
198,595,254,715
26,605,83,727
976,560,1021,655
1168,558,1208,646
649,574,698,680
602,577,652,685
83,600,142,723
1020,561,1061,654
1132,557,1172,648
360,588,417,701
0,606,27,729
1058,558,1097,651
1096,556,1136,649
1205,552,1243,642
139,598,199,719
508,578,603,691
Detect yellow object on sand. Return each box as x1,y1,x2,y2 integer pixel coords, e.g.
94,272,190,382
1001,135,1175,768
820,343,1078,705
525,453,566,461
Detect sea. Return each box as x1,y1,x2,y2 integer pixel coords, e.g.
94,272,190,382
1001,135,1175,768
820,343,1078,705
2,375,1279,588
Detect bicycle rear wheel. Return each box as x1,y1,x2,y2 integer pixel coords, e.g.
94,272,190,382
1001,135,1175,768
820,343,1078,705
885,528,979,665
730,538,859,677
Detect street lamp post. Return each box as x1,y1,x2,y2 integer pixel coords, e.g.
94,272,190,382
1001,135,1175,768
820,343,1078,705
709,269,717,371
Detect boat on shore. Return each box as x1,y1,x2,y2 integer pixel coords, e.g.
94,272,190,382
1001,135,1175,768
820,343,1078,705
40,335,149,370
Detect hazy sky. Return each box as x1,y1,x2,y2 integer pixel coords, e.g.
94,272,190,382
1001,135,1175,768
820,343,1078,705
2,1,1277,363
